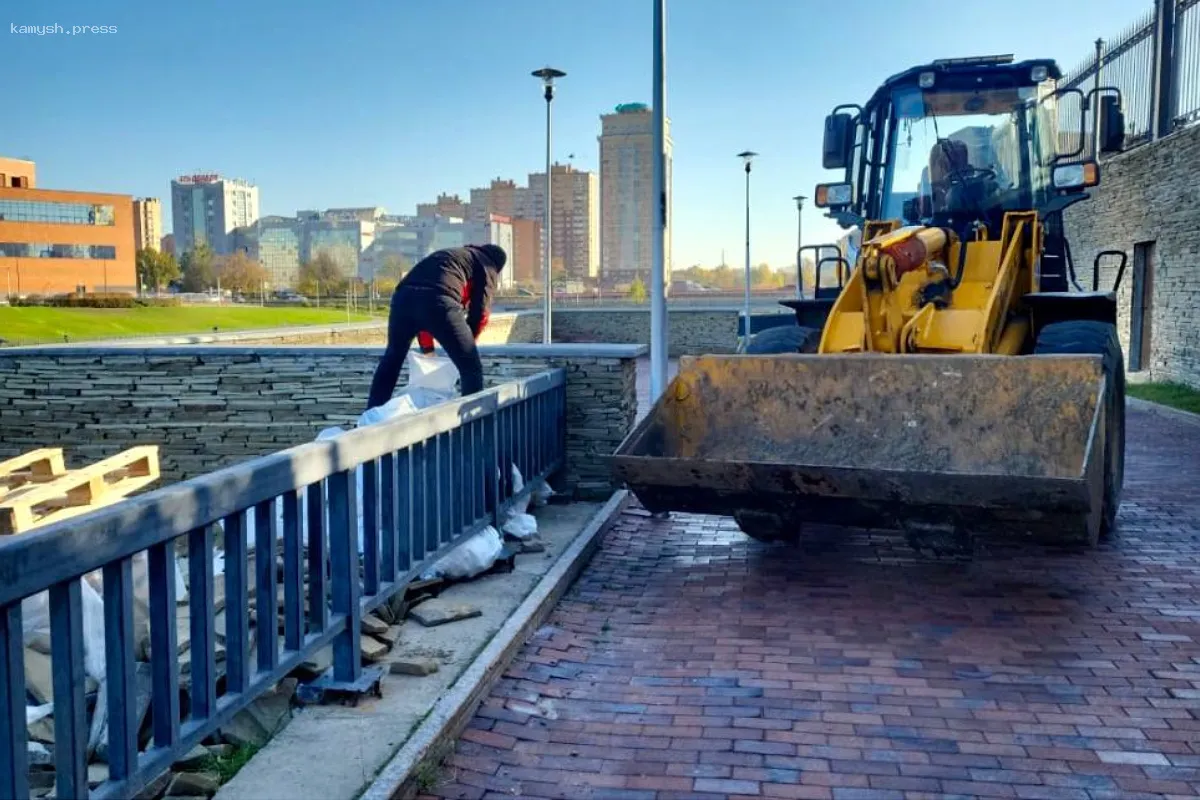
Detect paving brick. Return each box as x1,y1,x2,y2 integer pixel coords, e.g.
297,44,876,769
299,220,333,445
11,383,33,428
430,394,1200,799
693,777,761,794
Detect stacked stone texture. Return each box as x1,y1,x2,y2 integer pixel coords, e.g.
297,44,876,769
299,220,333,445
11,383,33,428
0,349,639,499
1063,123,1200,388
136,308,776,357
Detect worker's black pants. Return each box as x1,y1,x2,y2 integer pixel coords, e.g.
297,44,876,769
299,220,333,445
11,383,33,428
366,286,484,411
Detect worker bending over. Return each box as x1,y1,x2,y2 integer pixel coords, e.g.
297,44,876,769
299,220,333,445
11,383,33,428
366,244,507,410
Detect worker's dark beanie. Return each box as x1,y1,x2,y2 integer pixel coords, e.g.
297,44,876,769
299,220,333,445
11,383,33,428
479,244,507,270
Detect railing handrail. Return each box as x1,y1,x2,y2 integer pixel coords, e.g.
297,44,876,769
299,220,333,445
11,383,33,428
0,368,564,608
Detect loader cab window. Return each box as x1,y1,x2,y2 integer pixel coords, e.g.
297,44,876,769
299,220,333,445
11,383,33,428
884,83,1044,225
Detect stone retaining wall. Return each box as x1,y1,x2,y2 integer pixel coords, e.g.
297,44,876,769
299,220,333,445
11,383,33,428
64,307,779,356
1064,123,1200,387
0,344,644,499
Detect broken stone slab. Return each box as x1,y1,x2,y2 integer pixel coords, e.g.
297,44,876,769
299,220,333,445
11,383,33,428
94,662,154,765
388,658,440,676
24,648,53,705
409,600,482,628
360,636,388,663
375,625,402,648
27,742,52,766
295,646,332,681
219,680,294,748
173,744,210,771
165,771,220,797
28,714,54,745
361,614,388,635
133,769,172,800
28,768,55,791
88,763,110,788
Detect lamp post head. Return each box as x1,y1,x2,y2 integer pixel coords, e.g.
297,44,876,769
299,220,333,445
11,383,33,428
793,194,807,209
737,150,758,172
532,67,566,101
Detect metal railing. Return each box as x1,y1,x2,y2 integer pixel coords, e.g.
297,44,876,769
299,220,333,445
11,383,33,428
0,369,566,799
1059,0,1200,152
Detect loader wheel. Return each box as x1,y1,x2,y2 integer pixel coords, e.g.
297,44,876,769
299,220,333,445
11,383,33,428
1033,320,1125,541
745,325,821,355
734,510,801,544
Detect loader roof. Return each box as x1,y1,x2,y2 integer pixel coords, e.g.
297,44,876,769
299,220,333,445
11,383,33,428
868,56,1062,111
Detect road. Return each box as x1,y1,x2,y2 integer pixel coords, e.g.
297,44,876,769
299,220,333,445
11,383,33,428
424,366,1200,800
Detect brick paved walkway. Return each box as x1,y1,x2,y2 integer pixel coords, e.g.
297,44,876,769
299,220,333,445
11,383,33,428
423,387,1200,799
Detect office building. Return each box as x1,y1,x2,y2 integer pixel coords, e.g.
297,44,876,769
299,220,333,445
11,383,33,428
301,218,375,280
0,157,35,188
508,217,542,285
230,216,303,287
416,193,467,219
527,163,599,281
598,103,673,286
170,173,260,257
0,157,137,295
322,207,386,222
133,198,162,252
160,233,175,256
468,179,533,223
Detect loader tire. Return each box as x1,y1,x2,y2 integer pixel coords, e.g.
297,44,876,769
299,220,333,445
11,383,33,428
734,510,801,544
746,325,821,355
1033,320,1125,541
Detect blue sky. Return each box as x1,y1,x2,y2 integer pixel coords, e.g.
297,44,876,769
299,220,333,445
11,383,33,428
6,0,1142,270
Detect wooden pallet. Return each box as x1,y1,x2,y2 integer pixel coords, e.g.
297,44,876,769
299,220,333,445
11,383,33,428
0,448,68,502
0,446,161,535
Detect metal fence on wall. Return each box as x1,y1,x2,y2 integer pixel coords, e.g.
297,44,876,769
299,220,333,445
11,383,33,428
1059,0,1200,153
0,369,566,800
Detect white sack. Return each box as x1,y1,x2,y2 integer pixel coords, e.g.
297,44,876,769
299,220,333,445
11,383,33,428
419,526,503,580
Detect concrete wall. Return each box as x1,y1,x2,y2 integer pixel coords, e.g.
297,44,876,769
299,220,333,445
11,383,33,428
0,344,644,499
1064,123,1200,388
49,306,796,356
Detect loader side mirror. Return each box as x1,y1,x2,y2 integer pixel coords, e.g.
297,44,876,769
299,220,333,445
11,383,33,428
1099,95,1125,153
822,112,855,170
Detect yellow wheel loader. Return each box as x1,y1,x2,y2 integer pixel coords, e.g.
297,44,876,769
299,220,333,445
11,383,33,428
613,55,1131,553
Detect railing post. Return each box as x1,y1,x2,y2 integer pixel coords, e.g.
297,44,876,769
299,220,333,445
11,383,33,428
1151,0,1179,138
102,558,139,781
328,469,362,684
50,580,88,798
488,407,501,528
0,604,29,800
1093,38,1104,156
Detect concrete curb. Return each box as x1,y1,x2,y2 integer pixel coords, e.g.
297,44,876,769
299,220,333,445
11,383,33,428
357,490,629,800
1128,396,1200,427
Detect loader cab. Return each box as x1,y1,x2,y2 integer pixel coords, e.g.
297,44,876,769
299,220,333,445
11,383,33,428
814,54,1126,293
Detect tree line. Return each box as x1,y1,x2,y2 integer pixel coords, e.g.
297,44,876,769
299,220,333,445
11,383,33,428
135,246,412,297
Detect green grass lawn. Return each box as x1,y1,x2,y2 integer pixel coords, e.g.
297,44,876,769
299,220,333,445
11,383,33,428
0,306,379,345
1128,381,1200,415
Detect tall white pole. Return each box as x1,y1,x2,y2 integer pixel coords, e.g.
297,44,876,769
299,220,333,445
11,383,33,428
543,96,553,343
743,163,752,348
533,67,565,343
650,0,668,400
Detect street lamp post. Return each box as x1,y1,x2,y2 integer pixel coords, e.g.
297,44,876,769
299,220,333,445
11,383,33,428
532,66,566,344
793,194,806,299
650,0,668,401
737,151,757,350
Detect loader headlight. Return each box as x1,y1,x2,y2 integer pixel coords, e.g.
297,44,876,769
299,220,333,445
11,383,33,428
1052,161,1099,191
1031,65,1049,82
919,71,936,89
814,182,853,208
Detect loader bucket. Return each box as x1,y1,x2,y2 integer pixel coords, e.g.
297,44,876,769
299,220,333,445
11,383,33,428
612,354,1109,546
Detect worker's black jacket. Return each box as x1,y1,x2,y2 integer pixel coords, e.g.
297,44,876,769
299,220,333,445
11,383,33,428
398,246,500,335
